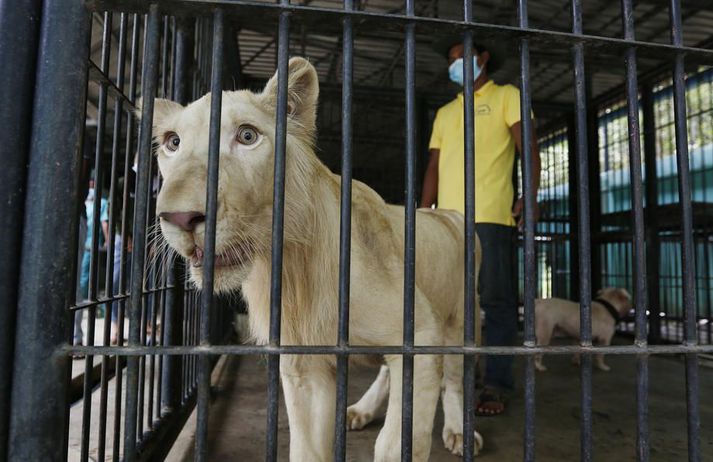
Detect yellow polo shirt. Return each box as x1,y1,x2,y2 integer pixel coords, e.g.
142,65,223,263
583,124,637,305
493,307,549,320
429,80,526,226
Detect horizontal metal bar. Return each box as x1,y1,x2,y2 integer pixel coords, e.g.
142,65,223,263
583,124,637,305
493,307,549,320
88,0,713,60
69,286,175,311
64,343,713,356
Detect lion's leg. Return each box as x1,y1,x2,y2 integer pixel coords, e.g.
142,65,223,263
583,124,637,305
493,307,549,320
281,355,335,462
441,319,484,456
347,364,389,430
374,328,441,461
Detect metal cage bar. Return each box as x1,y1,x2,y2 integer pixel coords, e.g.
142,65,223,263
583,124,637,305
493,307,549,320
266,4,290,460
3,1,712,461
0,0,42,456
462,0,478,458
97,12,129,461
67,342,713,356
400,0,416,459
124,6,161,459
7,1,91,460
195,8,224,461
517,1,537,460
81,12,113,462
333,0,354,459
112,14,141,461
620,1,650,460
669,2,701,461
571,1,594,460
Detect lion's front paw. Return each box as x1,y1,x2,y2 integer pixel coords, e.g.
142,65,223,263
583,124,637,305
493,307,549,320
346,405,372,431
442,427,484,456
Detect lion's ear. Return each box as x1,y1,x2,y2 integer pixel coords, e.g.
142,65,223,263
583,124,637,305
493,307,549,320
261,57,319,132
134,97,183,130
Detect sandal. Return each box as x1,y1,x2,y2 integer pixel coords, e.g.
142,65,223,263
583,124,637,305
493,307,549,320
475,388,507,416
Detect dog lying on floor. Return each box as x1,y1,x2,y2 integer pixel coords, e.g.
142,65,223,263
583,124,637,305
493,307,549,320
534,288,632,372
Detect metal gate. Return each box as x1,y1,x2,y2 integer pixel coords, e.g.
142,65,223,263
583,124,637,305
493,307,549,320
1,0,712,461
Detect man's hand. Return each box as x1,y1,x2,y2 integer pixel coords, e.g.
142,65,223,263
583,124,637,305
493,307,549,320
512,197,539,230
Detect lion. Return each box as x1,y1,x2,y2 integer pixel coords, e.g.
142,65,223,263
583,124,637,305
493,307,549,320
146,57,483,461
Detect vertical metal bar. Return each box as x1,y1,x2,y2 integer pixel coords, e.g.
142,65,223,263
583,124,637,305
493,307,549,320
161,16,170,97
124,7,161,460
146,15,170,430
155,274,166,418
517,2,536,460
703,228,712,345
136,12,153,441
113,14,141,460
334,0,354,459
567,115,580,302
669,2,700,460
195,8,224,462
401,1,416,460
266,4,290,461
98,12,128,462
152,15,172,427
162,16,192,415
0,0,42,456
81,13,113,462
571,2,593,461
462,2,477,460
642,83,661,345
7,1,90,460
148,290,159,428
137,156,156,439
585,74,602,296
620,2,650,460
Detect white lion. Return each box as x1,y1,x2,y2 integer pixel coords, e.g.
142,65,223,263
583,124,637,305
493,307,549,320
146,57,483,461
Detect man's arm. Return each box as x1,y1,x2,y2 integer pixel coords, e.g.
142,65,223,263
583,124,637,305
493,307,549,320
509,120,541,228
101,220,110,248
420,148,440,208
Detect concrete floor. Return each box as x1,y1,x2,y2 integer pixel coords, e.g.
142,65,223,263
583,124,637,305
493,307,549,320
172,340,713,462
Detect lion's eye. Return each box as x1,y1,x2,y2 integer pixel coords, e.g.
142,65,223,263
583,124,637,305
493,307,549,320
165,132,180,152
237,125,259,145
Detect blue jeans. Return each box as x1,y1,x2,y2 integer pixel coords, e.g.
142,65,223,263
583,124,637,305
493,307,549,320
74,249,91,344
477,223,518,391
72,217,89,345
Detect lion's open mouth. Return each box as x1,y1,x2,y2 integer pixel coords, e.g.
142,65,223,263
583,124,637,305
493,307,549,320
190,245,251,269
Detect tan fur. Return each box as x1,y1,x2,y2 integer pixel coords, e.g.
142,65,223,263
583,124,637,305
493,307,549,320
145,58,483,460
534,288,633,372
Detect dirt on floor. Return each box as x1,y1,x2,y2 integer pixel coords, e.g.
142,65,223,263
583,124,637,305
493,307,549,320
170,338,713,462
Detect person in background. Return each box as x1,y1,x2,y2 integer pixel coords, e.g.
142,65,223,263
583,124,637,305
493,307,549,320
110,233,132,344
421,34,541,416
74,178,110,347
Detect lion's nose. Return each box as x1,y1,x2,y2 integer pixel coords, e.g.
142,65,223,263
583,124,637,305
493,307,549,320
159,211,206,232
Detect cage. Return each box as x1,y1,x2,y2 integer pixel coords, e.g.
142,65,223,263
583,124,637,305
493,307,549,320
0,0,712,461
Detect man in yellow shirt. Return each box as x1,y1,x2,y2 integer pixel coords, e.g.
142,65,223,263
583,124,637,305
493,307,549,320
421,35,541,416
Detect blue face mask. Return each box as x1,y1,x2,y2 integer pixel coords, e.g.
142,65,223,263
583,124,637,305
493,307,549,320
448,57,482,86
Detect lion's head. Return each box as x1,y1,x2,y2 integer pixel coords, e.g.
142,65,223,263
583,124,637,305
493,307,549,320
146,57,321,293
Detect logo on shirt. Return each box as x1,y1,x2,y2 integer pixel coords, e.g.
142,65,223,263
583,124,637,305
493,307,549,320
476,104,491,115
